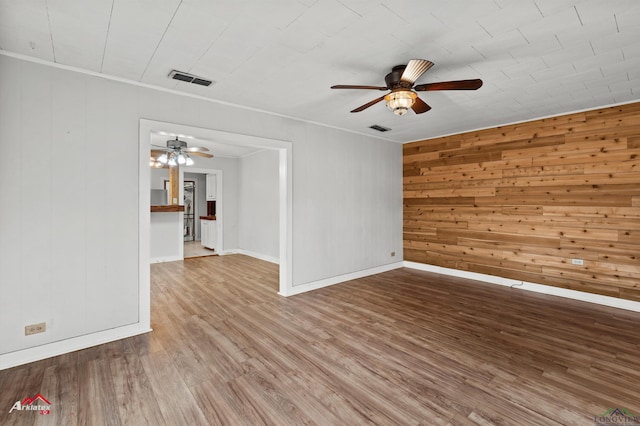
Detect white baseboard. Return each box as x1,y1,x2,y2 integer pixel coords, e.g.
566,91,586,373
150,255,182,263
220,249,239,255
0,323,152,371
403,261,640,313
283,262,404,297
236,249,279,264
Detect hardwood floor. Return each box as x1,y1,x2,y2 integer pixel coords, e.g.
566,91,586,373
183,241,217,259
1,254,639,425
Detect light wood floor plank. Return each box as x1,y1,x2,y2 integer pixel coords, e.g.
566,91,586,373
137,350,209,425
1,254,639,425
110,353,166,425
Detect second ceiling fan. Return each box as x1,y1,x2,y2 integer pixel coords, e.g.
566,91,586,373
331,59,483,116
151,137,213,168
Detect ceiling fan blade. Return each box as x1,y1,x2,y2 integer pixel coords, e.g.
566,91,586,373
414,79,483,91
149,160,169,169
151,149,168,156
411,97,432,114
401,59,434,84
350,95,386,113
190,152,214,158
186,146,209,152
331,85,388,90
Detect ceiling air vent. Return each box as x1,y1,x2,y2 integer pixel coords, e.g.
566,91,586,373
191,78,212,86
369,124,391,132
168,70,214,87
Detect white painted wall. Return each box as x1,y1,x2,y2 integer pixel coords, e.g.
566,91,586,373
0,54,402,364
0,56,140,357
290,124,403,287
150,168,169,190
188,156,239,251
150,212,183,262
239,150,280,262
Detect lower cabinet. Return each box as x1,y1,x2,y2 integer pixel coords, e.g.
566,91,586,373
200,220,217,250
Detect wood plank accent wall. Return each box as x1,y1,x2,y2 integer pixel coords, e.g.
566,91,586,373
403,102,640,302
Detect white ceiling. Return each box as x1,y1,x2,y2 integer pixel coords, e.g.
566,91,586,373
2,0,639,143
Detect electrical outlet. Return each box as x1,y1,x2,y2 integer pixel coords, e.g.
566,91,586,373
571,258,584,266
390,251,396,257
25,322,46,336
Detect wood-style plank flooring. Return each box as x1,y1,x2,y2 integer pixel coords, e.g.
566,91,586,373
183,241,217,259
1,254,640,425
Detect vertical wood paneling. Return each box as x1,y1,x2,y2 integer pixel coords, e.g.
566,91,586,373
0,57,142,356
0,56,24,351
84,75,110,333
19,58,54,332
403,102,640,301
51,67,88,337
239,150,279,259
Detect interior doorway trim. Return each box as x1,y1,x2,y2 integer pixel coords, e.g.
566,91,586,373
139,119,293,305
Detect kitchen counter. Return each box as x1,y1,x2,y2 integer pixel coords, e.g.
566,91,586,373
151,205,184,212
200,215,216,220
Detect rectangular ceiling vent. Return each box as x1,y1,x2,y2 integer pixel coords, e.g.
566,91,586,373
168,70,214,87
369,124,391,132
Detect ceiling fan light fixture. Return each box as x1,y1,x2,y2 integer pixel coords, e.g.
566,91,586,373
151,137,212,168
150,157,164,168
384,90,417,116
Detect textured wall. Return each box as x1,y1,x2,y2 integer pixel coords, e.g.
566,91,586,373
404,102,640,301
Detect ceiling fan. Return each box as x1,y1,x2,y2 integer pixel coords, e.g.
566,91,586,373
331,59,483,116
150,137,213,168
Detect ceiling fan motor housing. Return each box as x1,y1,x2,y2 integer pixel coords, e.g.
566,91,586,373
167,138,188,149
385,65,410,89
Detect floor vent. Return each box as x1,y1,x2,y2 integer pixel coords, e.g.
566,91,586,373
369,124,391,132
168,70,214,87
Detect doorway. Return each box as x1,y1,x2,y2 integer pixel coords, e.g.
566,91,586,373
183,180,195,242
139,119,293,304
183,169,222,259
183,172,220,259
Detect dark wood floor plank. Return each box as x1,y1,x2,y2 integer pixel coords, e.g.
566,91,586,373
1,254,639,425
77,358,123,426
39,364,78,426
0,364,47,426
